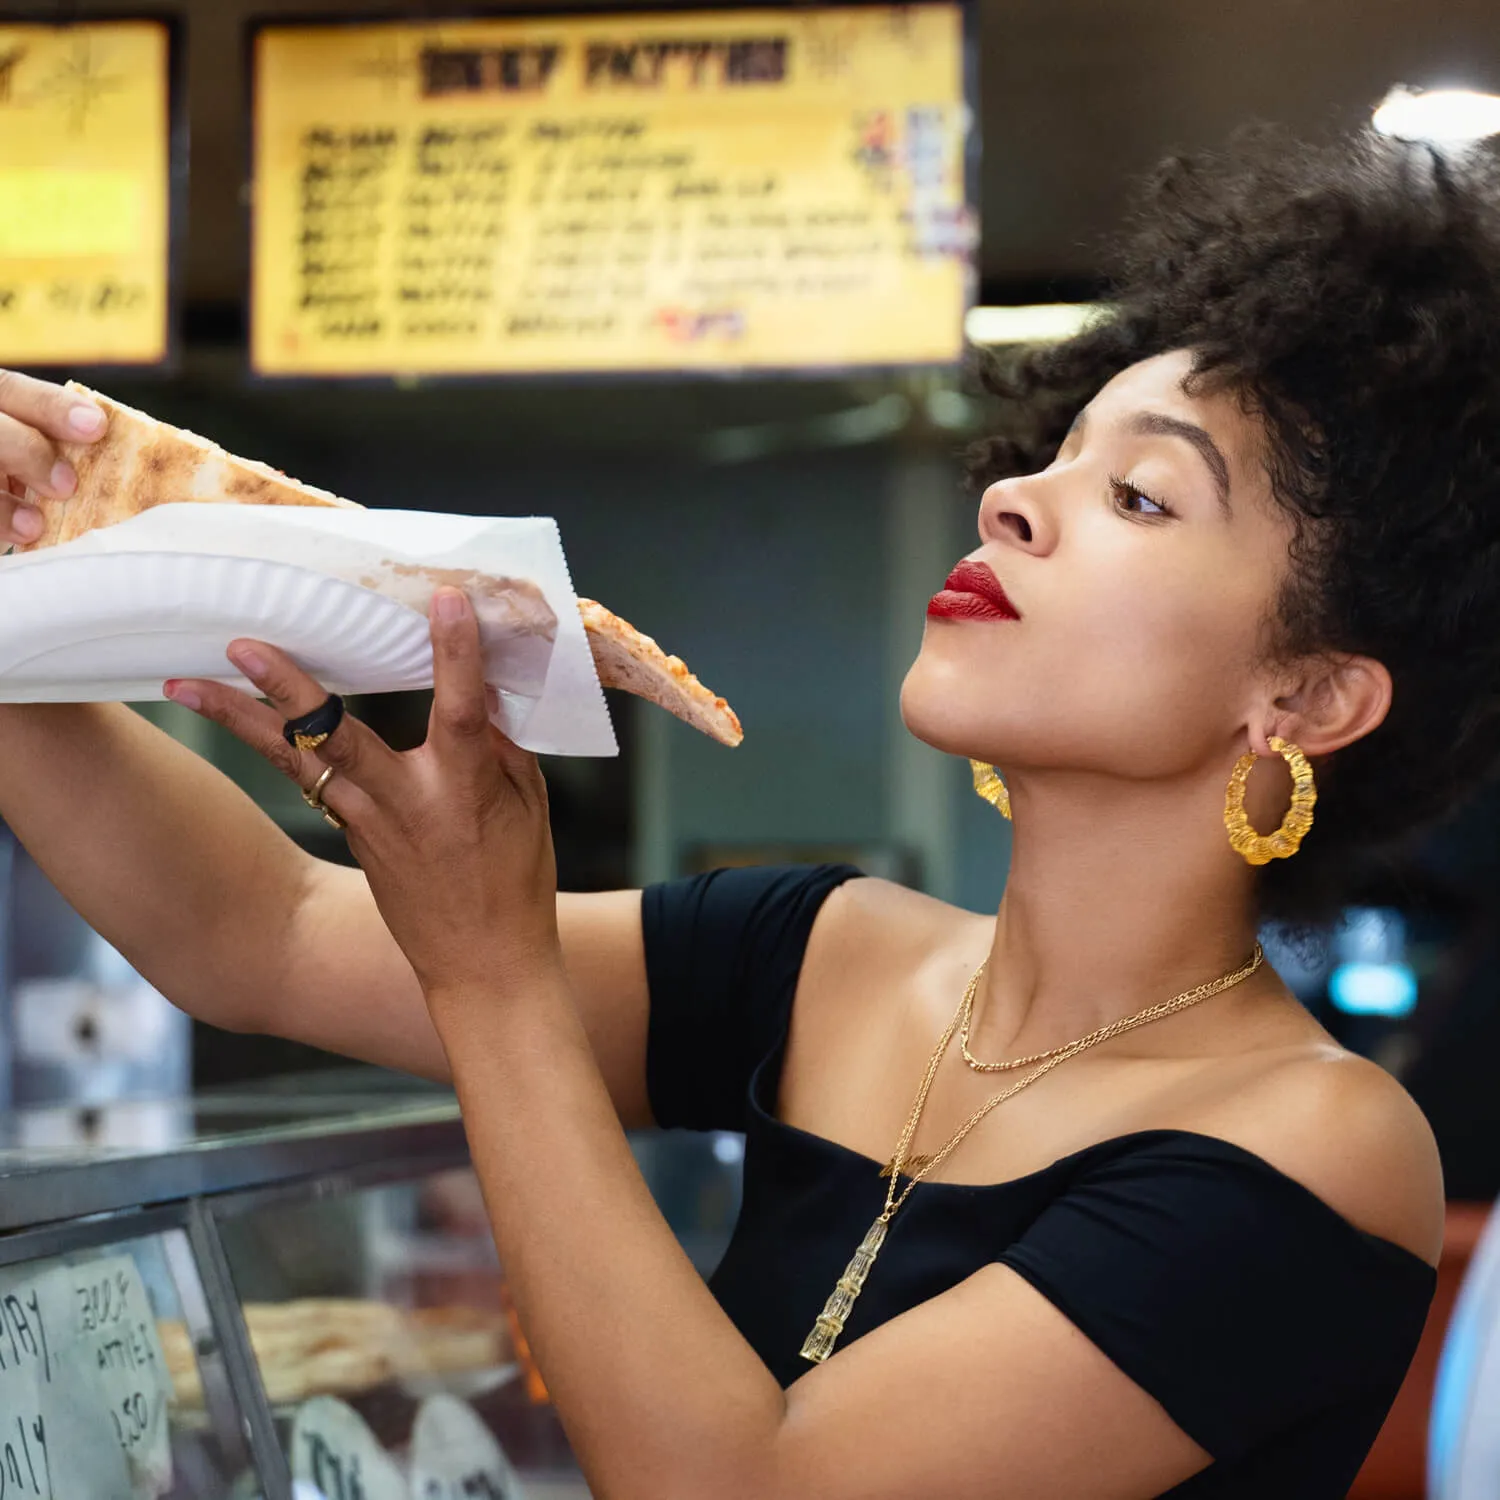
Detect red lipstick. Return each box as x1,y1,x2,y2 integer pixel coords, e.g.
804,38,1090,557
927,560,1020,622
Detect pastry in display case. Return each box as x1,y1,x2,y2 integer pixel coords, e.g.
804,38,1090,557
158,1298,514,1409
211,1173,578,1498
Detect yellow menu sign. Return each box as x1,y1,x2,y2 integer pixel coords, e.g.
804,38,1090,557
0,22,172,366
252,6,972,376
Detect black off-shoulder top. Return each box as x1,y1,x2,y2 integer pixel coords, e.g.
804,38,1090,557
641,864,1436,1500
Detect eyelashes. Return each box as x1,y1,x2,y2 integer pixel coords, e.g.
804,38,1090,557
1108,475,1174,519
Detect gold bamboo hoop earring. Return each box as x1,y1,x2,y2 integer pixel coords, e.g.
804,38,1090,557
970,760,1012,820
1223,736,1316,865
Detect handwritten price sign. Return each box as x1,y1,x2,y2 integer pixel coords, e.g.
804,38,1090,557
0,1254,174,1499
292,1397,408,1500
290,1392,527,1500
410,1393,524,1500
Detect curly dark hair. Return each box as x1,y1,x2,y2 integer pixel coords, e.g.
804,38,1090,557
968,127,1500,926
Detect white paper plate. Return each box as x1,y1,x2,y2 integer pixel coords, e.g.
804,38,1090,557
0,504,618,756
0,551,466,703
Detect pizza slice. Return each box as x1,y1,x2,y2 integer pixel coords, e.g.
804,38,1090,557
19,382,742,745
17,382,359,552
578,598,743,747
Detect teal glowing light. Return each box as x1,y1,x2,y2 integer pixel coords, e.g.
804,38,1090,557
1328,961,1417,1018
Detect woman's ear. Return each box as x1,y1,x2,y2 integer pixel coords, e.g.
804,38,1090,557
1264,654,1392,756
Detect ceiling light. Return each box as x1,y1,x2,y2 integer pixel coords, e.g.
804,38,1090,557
1372,85,1500,144
963,303,1098,346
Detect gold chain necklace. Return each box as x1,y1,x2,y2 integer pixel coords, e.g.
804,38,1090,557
960,950,1265,1073
799,943,1265,1365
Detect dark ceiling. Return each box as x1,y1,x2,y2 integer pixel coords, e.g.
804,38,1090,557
47,0,1500,311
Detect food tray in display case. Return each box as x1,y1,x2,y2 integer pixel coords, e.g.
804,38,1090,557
0,1073,744,1499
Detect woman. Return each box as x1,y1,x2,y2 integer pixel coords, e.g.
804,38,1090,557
0,129,1491,1497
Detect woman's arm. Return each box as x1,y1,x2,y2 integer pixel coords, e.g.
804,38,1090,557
0,700,656,1115
0,707,652,1112
0,372,654,1120
0,699,326,1036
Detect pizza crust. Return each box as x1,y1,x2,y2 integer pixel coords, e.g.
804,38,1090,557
16,382,358,552
578,598,743,747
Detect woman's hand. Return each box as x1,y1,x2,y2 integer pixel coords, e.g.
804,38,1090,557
165,588,563,1003
0,370,106,546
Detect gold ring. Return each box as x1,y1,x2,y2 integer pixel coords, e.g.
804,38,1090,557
301,766,346,831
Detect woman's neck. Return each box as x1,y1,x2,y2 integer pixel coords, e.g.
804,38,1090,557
969,768,1265,1061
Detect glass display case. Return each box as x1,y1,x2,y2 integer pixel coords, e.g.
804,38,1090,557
0,1077,743,1500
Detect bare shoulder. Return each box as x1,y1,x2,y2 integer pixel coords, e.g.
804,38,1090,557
794,876,987,1055
804,874,982,981
1230,1044,1445,1266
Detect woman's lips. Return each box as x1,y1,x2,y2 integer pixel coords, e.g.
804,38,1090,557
927,560,1020,622
927,591,1016,621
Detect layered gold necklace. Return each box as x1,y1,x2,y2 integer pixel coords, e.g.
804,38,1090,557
799,944,1265,1364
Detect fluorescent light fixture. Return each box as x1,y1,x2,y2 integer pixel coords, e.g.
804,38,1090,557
1372,85,1500,144
964,303,1097,346
1328,962,1418,1019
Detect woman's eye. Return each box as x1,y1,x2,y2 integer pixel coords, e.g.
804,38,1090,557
1110,477,1171,517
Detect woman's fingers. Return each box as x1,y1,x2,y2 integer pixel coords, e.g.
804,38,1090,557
0,410,75,503
164,676,306,776
0,373,105,548
0,369,107,444
221,640,402,801
428,588,544,795
427,590,496,773
163,675,378,828
428,590,547,820
0,489,45,547
0,372,106,507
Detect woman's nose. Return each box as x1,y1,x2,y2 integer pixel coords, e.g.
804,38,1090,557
979,477,1057,555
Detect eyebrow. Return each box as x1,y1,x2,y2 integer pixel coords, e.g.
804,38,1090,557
1064,409,1233,515
1127,413,1232,514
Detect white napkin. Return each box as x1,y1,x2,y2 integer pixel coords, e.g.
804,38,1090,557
0,504,618,756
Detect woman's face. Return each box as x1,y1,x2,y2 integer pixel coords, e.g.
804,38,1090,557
903,349,1296,781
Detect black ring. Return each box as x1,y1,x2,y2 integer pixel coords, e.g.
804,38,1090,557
283,693,346,753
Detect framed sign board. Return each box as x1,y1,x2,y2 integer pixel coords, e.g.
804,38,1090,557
0,19,176,367
251,5,975,378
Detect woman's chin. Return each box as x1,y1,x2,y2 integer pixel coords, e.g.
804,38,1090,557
899,665,994,758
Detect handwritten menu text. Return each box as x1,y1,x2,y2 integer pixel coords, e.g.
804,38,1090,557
253,6,972,375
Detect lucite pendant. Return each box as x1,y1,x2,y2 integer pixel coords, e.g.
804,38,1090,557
799,1215,889,1363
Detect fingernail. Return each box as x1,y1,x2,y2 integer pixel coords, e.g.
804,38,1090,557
48,461,76,498
435,589,468,624
67,404,105,437
230,646,269,679
166,683,202,712
12,506,42,541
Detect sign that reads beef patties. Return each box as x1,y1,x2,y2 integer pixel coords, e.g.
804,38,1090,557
251,5,973,378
